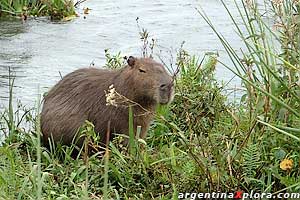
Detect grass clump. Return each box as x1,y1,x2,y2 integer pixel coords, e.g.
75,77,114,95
198,0,300,191
0,0,76,20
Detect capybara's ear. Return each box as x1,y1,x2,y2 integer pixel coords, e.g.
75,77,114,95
127,56,136,67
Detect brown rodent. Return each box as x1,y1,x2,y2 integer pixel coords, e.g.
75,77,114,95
41,56,174,148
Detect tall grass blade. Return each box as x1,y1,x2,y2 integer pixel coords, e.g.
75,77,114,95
257,119,300,142
8,67,14,136
128,106,135,155
35,87,42,199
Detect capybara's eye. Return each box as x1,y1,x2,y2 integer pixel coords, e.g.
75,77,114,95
139,69,146,73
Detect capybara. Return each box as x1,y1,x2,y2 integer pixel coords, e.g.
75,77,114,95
41,56,174,148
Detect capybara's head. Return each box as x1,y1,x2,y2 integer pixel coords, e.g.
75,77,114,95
123,56,174,105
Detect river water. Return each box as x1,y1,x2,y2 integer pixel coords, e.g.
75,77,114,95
0,0,245,108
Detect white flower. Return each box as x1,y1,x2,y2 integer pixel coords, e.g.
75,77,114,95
105,85,118,106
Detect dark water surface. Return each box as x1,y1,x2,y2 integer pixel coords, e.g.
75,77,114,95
0,0,245,108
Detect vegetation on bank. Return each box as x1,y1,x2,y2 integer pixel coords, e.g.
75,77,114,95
1,0,300,199
0,0,76,20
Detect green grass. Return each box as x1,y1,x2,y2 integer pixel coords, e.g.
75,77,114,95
1,0,300,199
0,0,76,20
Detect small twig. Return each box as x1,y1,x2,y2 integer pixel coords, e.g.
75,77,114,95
234,120,257,159
226,141,233,177
74,0,89,7
58,71,63,80
106,120,111,147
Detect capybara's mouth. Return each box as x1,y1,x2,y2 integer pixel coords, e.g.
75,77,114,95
160,100,169,105
159,88,174,105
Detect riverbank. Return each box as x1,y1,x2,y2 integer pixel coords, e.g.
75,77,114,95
1,0,300,199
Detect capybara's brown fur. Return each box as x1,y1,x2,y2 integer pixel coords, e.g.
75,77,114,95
41,56,174,148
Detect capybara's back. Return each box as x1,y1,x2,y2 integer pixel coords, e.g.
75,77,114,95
41,56,174,148
41,67,115,146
